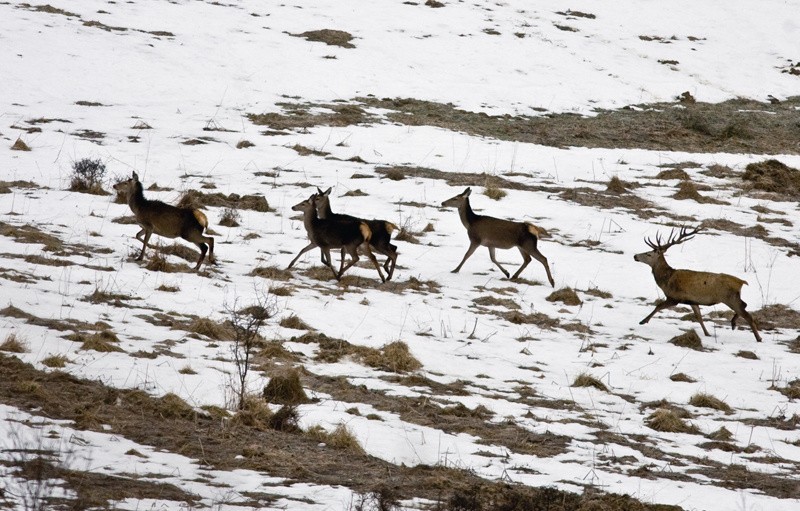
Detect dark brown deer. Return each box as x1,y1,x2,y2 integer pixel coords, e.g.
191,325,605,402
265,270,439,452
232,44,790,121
113,172,214,270
287,194,386,282
315,187,399,280
441,187,554,286
634,226,761,342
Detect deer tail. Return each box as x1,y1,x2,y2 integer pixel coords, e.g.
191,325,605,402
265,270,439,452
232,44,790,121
359,222,372,243
385,222,398,234
193,209,209,231
526,223,546,238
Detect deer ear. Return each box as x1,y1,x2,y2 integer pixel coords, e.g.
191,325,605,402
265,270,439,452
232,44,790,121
316,187,324,194
323,187,332,196
132,172,139,181
463,187,472,196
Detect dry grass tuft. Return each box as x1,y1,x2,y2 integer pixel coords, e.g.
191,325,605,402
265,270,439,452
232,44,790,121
483,185,507,200
689,392,732,412
754,304,800,331
472,296,520,310
159,392,195,419
178,365,197,375
361,341,422,373
143,252,192,273
69,158,108,195
546,287,582,306
742,159,800,198
307,423,365,453
218,207,241,227
236,140,255,149
503,311,560,329
1,332,28,353
11,137,31,151
292,29,355,48
384,167,406,181
773,379,800,400
268,405,301,433
647,408,698,433
187,317,234,341
669,330,704,351
231,395,273,430
69,330,123,353
707,426,734,441
279,314,312,330
250,265,293,281
262,368,309,405
572,372,608,391
41,354,70,368
672,180,722,204
606,176,629,193
178,189,270,212
669,372,696,383
156,284,180,293
655,168,690,180
735,350,759,360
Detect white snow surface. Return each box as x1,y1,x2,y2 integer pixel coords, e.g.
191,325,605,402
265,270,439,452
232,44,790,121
1,0,800,509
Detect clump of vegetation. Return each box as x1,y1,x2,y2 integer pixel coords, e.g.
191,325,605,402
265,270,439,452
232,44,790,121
572,372,608,391
546,287,582,306
742,159,800,198
708,426,734,441
41,354,70,368
236,140,255,149
306,423,365,453
503,311,560,329
670,372,696,383
606,176,629,193
669,330,704,351
279,314,311,330
483,185,506,200
292,29,355,48
647,408,698,433
231,395,273,430
0,332,28,353
262,368,309,405
158,392,195,419
773,379,800,400
178,365,197,375
672,180,722,203
689,392,732,412
735,350,759,360
11,137,31,151
218,207,241,227
69,330,123,353
655,168,690,180
69,158,108,195
187,317,233,341
384,167,406,181
178,189,270,212
250,265,293,281
156,284,180,293
361,341,422,373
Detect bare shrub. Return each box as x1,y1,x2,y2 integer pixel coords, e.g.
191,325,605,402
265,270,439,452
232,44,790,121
69,158,108,195
218,207,241,227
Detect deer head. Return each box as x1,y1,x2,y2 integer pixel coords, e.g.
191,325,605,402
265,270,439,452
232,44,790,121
441,187,471,208
633,226,702,267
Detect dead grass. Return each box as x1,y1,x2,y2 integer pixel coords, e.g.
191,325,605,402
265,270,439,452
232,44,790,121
707,426,734,441
483,185,506,200
742,159,800,199
41,354,70,368
248,102,371,132
177,190,270,212
292,29,355,48
236,140,255,149
156,284,180,292
546,287,582,306
143,252,193,273
689,393,732,413
472,296,520,310
754,304,800,331
84,288,134,307
231,394,273,430
572,372,608,391
669,373,696,383
361,341,422,373
306,423,365,453
735,350,759,360
11,137,31,151
187,317,234,341
68,330,124,353
669,330,704,351
218,207,241,227
773,379,800,400
250,265,293,281
647,408,699,434
262,368,309,405
502,310,560,329
0,332,28,353
279,314,312,330
671,181,724,204
655,168,690,180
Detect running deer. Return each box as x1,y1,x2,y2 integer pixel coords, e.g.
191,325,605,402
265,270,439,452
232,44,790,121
113,172,214,270
440,187,555,286
634,226,761,342
315,187,399,280
287,194,386,282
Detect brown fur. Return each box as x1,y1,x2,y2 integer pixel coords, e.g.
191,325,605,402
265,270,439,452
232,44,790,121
441,187,554,286
634,227,761,342
113,172,214,270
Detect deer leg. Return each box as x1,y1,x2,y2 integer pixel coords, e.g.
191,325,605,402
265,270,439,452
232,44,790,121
193,243,208,270
452,241,480,273
361,242,386,283
287,243,317,269
385,243,398,281
512,248,531,281
690,304,711,336
728,298,762,342
488,247,510,278
138,230,152,261
520,245,555,287
204,235,215,264
730,313,738,330
337,246,360,279
320,248,340,280
639,298,678,325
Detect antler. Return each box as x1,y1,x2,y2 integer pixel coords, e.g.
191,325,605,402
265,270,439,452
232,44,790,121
644,225,702,251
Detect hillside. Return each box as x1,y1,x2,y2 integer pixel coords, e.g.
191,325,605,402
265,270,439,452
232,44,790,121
1,1,799,510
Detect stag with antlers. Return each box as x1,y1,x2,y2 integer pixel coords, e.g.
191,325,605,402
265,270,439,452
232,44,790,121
633,226,762,342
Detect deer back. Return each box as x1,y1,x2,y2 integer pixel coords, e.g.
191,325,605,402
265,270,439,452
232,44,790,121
468,215,532,249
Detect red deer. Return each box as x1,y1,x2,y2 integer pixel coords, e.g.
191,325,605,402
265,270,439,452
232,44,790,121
113,172,214,270
634,226,761,342
315,187,399,280
441,187,554,286
287,194,386,282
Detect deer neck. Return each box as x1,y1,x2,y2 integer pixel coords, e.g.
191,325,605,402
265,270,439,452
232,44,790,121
318,198,333,220
651,255,675,285
128,182,147,216
458,197,479,229
302,205,320,232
